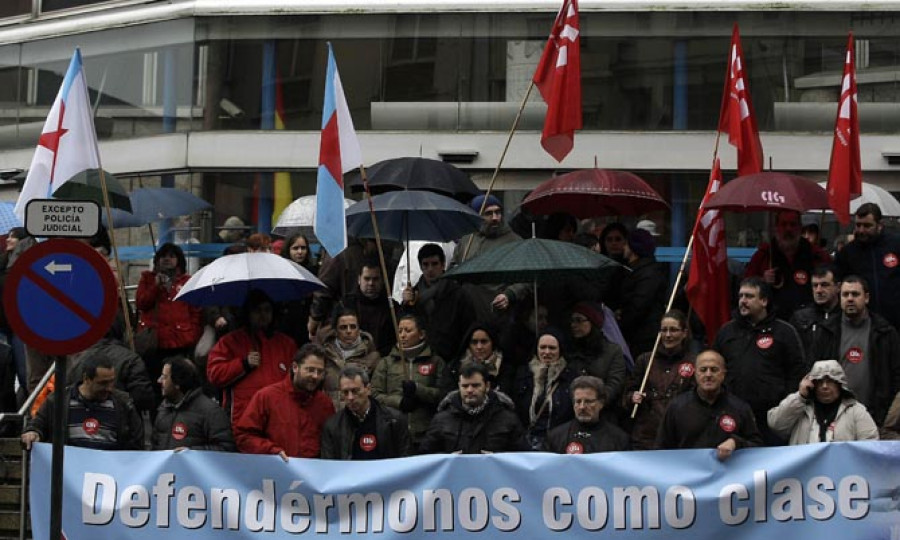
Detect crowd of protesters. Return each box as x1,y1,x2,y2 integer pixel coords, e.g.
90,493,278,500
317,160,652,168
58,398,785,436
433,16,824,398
13,199,900,460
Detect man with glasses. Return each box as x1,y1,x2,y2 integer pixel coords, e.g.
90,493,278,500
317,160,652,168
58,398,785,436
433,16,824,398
234,344,335,459
544,375,629,454
319,365,409,459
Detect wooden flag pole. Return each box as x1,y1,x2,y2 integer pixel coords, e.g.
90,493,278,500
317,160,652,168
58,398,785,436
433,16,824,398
358,165,401,351
97,169,137,352
631,132,724,419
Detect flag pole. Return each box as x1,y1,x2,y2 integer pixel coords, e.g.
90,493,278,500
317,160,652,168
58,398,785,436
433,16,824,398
96,170,137,351
357,165,401,350
631,132,724,419
460,81,536,262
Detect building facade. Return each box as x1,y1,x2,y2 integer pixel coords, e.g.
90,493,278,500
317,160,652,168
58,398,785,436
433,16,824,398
0,1,898,259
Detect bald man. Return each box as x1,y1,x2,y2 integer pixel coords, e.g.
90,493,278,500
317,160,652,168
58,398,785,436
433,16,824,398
656,350,762,461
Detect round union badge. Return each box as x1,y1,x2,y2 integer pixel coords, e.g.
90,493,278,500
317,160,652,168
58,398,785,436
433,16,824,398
884,253,899,268
83,418,100,436
719,415,737,433
678,362,695,378
359,434,378,452
756,335,774,350
845,347,863,364
793,270,809,285
417,363,434,376
172,422,188,440
565,442,584,454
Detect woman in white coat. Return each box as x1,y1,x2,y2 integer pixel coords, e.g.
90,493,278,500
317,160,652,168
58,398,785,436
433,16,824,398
767,360,878,445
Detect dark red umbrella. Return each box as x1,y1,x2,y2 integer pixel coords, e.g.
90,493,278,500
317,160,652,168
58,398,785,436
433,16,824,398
521,169,669,218
703,172,829,213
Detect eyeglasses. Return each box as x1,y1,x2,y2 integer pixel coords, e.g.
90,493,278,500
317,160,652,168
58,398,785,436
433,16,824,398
338,324,359,331
659,327,683,334
570,316,589,324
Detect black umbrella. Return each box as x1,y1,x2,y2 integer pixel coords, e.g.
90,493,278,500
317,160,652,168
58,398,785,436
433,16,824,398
53,168,132,212
346,157,479,202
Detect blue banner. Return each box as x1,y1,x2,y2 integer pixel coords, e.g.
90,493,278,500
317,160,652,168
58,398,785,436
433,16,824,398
30,442,900,539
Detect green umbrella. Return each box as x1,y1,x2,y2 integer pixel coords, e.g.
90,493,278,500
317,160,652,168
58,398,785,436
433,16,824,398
53,168,132,212
443,237,623,284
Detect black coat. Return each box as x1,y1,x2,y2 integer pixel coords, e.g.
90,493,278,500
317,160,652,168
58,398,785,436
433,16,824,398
319,399,410,459
835,232,900,330
618,257,668,356
419,391,528,454
714,310,807,418
152,388,236,451
408,277,472,362
69,338,156,413
656,389,763,450
807,311,900,424
543,418,630,454
789,303,841,366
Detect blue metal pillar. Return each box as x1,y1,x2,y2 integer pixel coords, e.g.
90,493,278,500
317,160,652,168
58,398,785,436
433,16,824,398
670,40,689,283
158,47,177,244
257,40,277,233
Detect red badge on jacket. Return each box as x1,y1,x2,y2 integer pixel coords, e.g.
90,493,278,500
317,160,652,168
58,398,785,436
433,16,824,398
756,335,773,350
172,422,188,440
417,363,434,376
884,253,899,268
845,347,863,364
793,270,809,285
359,434,377,452
83,418,100,436
719,415,737,433
678,362,695,378
565,442,584,454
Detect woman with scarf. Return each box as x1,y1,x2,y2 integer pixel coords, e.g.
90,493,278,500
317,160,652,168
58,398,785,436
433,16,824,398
321,306,380,410
440,322,515,395
624,310,696,450
513,328,576,450
371,314,446,452
207,290,297,425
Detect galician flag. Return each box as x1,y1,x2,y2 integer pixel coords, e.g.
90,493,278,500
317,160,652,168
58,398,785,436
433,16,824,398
14,48,101,222
315,43,362,257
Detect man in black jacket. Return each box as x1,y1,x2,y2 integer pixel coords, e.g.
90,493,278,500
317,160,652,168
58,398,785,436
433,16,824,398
714,277,807,445
152,356,235,451
656,350,762,460
419,363,528,454
807,275,900,425
22,354,143,451
320,365,410,459
789,265,841,364
543,375,629,454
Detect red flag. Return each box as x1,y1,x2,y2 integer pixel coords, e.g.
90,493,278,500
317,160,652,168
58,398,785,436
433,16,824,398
718,24,764,176
533,0,582,162
826,33,862,225
687,160,731,345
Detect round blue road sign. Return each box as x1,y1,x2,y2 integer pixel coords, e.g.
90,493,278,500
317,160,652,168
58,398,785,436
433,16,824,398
2,239,117,355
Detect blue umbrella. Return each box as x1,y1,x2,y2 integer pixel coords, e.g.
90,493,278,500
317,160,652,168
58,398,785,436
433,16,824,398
0,202,22,234
345,190,482,243
102,187,212,227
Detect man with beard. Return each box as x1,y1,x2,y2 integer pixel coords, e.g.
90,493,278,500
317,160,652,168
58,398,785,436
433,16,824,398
745,211,831,320
419,363,527,454
234,344,335,459
401,243,471,361
789,266,841,364
656,350,762,460
835,203,900,330
544,375,629,454
714,277,807,445
807,275,900,425
451,194,530,324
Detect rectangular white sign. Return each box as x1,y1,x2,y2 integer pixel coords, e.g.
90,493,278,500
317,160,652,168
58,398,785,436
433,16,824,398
24,199,100,238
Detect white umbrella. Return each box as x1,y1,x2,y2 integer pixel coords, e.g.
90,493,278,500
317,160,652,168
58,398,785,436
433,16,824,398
174,252,325,306
817,181,900,217
272,195,354,239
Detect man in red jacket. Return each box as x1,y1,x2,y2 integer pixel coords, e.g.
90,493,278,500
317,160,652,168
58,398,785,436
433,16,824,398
234,343,335,459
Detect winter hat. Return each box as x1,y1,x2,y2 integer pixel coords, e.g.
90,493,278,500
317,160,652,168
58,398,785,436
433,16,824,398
470,194,503,213
627,228,656,258
571,301,604,328
808,360,854,396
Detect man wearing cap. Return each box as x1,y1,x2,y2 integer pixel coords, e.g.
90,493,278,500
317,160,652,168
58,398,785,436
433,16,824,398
616,229,668,357
807,275,900,425
656,350,762,460
767,360,878,444
451,194,530,323
745,210,832,321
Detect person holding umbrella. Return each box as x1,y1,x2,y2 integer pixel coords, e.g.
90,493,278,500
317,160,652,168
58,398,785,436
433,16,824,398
206,290,297,426
135,243,204,395
371,314,446,452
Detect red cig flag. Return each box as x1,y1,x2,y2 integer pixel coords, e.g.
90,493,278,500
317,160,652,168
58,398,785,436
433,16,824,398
718,24,764,176
826,32,862,226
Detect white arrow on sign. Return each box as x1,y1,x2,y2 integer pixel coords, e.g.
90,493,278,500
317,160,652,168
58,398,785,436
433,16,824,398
44,261,72,275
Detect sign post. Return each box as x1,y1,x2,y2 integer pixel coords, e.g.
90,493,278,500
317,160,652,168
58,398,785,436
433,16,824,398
2,238,118,540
